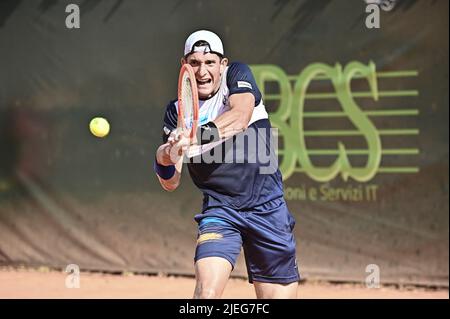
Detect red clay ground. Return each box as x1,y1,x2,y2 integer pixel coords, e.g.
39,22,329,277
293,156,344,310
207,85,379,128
0,267,447,299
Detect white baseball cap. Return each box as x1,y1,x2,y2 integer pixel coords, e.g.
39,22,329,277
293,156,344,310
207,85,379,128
184,30,224,57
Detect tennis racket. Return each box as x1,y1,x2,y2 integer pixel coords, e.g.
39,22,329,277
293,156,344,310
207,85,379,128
177,63,199,145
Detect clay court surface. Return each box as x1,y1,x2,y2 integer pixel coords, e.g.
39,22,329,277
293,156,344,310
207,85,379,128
0,267,447,299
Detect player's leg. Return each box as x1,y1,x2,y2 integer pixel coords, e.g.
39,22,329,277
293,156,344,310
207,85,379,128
194,256,232,299
193,213,243,299
253,281,298,299
243,197,300,299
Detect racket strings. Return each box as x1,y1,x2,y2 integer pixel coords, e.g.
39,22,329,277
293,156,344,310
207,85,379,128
182,73,194,131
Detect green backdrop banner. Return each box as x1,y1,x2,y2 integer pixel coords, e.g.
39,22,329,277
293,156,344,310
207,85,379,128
0,0,448,286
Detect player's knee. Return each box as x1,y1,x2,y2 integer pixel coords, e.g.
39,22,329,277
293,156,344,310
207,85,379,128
197,289,219,299
194,285,221,299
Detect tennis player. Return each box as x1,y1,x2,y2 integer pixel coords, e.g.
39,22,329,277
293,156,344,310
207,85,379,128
154,30,300,298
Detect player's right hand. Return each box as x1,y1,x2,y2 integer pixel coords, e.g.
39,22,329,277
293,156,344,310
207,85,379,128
156,142,179,166
156,132,190,166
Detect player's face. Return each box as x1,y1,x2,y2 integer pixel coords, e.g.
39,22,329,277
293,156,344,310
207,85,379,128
182,52,228,99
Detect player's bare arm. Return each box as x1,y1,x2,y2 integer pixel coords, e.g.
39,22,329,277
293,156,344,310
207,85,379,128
155,145,181,192
155,132,189,191
212,92,255,139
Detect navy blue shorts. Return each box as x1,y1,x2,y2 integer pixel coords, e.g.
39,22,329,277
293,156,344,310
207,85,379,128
194,197,300,284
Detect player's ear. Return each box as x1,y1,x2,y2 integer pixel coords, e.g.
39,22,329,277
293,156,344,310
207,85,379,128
180,57,186,66
220,57,228,72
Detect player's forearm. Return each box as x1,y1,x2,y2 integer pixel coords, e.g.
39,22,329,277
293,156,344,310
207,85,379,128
158,168,181,192
155,143,183,191
213,108,252,139
156,156,183,192
210,93,254,140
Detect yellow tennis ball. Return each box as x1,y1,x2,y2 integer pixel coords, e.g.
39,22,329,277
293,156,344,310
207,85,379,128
89,117,110,138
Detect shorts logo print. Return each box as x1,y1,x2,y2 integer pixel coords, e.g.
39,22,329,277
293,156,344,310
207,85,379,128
197,233,223,244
